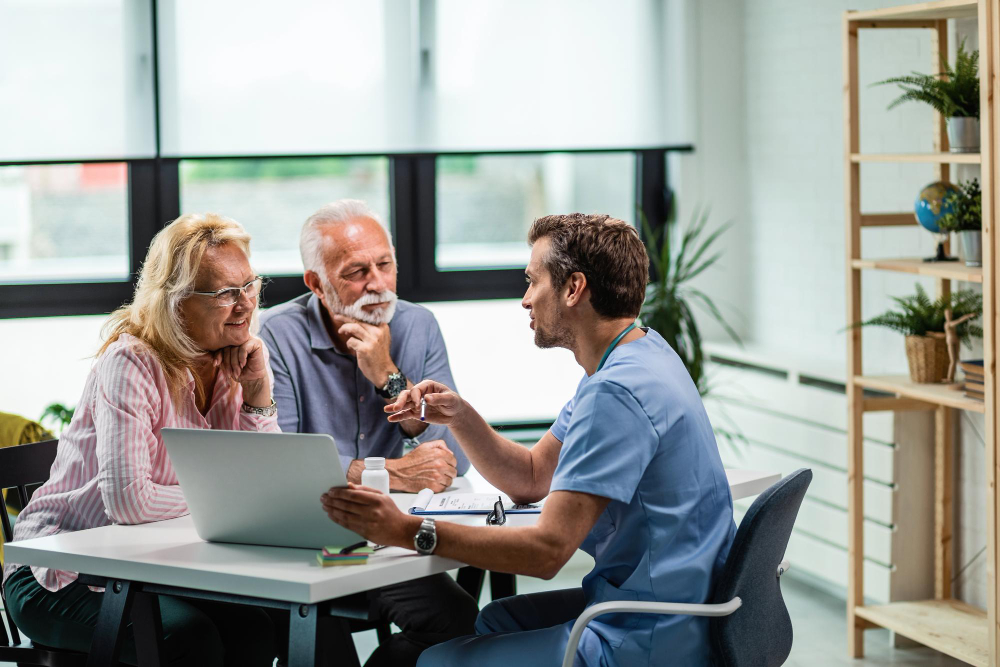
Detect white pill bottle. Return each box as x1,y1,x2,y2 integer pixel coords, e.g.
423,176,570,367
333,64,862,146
361,457,390,495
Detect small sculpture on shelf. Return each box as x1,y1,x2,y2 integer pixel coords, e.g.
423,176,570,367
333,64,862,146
849,284,982,384
944,308,976,384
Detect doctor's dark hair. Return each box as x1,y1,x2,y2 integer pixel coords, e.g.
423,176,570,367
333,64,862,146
528,213,649,319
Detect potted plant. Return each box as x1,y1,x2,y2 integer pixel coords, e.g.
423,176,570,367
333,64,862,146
853,284,982,383
640,207,741,396
939,178,982,267
873,39,980,152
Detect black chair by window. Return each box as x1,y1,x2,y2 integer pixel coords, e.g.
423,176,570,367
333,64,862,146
561,468,813,667
0,438,88,667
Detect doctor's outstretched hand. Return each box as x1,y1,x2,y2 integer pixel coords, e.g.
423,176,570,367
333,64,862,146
321,483,414,548
385,379,466,427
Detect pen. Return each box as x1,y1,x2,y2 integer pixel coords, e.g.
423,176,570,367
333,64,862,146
420,398,427,421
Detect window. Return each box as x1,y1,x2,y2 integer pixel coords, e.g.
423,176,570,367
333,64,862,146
432,0,667,150
435,153,635,270
179,157,390,276
0,0,155,161
159,1,394,156
0,163,130,283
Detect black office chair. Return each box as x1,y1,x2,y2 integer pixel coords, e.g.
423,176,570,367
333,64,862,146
0,438,88,667
561,468,812,667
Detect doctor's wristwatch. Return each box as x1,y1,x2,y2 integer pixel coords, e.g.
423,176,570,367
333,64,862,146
414,517,438,555
376,370,408,399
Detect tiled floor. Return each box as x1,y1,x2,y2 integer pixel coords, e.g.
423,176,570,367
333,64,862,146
1,553,970,665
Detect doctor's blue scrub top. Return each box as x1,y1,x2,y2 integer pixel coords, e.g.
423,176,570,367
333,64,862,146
549,327,736,666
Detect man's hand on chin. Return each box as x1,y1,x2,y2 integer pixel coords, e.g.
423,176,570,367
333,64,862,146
335,315,395,387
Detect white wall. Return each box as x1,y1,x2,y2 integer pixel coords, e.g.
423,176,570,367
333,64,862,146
687,0,987,607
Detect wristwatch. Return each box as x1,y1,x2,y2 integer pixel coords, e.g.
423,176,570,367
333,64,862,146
241,399,277,417
375,371,408,399
413,517,437,555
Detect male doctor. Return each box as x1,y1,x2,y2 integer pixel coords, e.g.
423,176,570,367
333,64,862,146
322,213,736,666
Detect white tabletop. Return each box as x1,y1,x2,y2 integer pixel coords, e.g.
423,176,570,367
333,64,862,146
5,469,779,604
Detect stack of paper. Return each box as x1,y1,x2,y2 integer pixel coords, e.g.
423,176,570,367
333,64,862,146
316,545,374,567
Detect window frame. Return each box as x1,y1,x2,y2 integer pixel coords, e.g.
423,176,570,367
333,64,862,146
0,147,687,317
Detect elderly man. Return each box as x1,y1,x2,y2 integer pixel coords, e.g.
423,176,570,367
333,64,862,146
259,199,477,667
322,214,736,666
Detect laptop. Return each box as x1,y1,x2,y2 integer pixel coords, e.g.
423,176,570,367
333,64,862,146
161,428,362,550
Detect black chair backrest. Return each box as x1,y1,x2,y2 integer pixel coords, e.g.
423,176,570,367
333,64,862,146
708,468,812,667
0,438,59,546
1,439,59,648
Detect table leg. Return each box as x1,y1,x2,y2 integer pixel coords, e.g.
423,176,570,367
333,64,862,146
456,566,486,602
318,617,361,667
288,603,318,667
132,591,165,667
87,579,134,667
489,571,516,600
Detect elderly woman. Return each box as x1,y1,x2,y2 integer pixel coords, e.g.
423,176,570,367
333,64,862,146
2,214,277,666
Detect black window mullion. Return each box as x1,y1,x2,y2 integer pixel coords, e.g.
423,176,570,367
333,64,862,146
390,156,420,301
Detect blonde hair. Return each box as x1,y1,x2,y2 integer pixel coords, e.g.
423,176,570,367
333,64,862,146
99,213,258,402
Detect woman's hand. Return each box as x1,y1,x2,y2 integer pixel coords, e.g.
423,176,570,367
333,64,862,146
321,483,419,547
384,379,466,426
213,335,271,407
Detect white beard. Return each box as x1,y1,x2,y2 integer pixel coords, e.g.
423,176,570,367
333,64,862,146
324,282,398,325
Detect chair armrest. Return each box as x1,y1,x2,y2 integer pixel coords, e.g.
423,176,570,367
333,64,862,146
561,597,742,667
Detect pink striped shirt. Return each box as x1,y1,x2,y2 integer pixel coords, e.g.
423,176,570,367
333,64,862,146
3,333,279,592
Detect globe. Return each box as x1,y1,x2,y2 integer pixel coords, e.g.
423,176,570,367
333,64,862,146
914,181,960,233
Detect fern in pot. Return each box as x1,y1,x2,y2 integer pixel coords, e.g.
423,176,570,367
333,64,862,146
853,284,982,383
939,178,982,267
873,39,980,152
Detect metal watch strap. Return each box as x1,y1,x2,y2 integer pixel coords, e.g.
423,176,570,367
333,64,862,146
241,399,277,417
414,517,437,555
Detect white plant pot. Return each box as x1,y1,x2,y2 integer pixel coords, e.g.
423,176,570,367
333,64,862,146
959,230,982,267
947,117,980,153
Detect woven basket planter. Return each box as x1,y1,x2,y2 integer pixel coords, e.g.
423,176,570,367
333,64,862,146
904,333,949,383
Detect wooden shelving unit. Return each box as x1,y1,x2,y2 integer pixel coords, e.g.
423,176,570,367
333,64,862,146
851,257,984,282
844,1,998,664
850,152,982,163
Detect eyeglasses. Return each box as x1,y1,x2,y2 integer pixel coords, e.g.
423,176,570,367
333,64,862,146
191,277,263,307
485,496,506,526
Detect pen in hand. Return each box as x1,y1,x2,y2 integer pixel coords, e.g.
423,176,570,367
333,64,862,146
420,398,427,421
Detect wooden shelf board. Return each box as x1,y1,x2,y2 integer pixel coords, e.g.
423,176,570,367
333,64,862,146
854,599,987,666
851,257,983,282
850,152,981,164
855,375,986,412
847,0,978,21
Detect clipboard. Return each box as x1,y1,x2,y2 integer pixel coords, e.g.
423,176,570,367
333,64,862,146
408,489,544,515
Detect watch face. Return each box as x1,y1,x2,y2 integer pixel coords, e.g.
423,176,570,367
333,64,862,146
387,373,407,398
415,531,435,552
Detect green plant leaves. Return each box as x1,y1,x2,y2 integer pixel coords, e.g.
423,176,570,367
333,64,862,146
939,178,982,232
872,39,979,119
640,207,741,395
852,283,983,347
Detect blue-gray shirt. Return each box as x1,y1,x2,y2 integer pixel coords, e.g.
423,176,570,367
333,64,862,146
259,293,470,476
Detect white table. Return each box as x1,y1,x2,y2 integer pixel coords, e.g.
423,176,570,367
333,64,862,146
5,468,779,667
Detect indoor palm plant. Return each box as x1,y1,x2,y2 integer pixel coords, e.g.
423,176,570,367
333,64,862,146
852,284,982,383
640,207,741,396
873,39,980,152
40,402,75,435
939,178,982,267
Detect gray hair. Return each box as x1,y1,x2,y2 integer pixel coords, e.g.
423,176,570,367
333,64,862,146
299,199,392,278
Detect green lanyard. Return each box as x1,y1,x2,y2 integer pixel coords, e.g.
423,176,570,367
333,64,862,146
596,322,637,372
